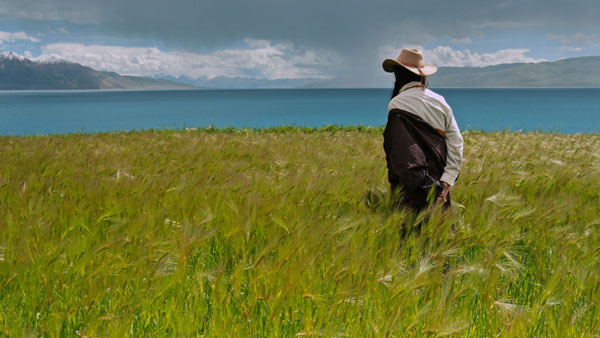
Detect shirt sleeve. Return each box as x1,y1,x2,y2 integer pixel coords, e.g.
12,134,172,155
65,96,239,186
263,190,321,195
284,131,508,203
388,99,397,111
440,109,463,185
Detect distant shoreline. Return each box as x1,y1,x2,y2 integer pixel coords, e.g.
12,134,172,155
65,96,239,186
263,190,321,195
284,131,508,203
2,126,599,138
1,87,600,92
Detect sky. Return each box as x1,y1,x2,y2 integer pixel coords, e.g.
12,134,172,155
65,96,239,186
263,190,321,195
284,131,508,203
0,0,599,87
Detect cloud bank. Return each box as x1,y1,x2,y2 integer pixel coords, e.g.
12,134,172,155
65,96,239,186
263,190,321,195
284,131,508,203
380,45,546,68
37,39,338,80
33,42,546,84
0,31,40,45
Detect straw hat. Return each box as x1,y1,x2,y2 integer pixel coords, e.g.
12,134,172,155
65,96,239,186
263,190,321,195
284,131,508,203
382,48,437,76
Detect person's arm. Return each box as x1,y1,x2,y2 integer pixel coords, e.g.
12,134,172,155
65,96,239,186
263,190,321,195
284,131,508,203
440,110,463,186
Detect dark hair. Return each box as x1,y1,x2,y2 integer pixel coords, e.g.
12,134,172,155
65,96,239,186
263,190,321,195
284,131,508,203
391,66,426,99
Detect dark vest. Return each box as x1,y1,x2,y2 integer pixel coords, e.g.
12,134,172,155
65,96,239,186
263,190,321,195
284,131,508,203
383,108,450,211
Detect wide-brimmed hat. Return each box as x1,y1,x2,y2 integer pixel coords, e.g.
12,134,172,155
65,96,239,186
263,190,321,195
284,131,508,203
382,48,437,76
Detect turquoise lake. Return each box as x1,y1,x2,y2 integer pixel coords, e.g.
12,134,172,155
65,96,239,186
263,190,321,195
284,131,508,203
0,88,599,135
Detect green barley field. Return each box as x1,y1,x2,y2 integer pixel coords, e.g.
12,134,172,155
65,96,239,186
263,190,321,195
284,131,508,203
1,127,599,337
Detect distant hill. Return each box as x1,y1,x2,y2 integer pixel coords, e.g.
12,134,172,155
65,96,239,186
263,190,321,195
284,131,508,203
431,56,600,88
0,52,195,90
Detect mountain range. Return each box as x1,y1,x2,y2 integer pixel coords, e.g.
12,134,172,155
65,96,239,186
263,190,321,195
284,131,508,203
1,52,599,89
431,56,600,88
0,52,194,90
301,56,600,88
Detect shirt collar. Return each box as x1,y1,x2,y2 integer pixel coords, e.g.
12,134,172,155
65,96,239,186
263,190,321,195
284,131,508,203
400,81,423,93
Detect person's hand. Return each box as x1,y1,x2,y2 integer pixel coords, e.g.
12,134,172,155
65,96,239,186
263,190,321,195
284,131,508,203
437,181,451,203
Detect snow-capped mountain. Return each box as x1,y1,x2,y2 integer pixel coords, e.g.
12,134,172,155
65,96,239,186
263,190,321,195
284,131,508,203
0,52,195,90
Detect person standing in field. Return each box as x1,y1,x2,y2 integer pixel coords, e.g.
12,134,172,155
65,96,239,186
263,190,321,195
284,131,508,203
382,48,463,212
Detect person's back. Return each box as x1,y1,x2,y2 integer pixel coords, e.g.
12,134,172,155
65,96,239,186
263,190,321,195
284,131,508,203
382,49,463,212
389,85,452,135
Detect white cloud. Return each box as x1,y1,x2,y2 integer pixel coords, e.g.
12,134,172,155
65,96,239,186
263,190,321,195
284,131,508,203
548,32,600,45
451,37,473,44
380,45,546,67
55,27,70,35
36,39,338,80
548,32,600,52
0,31,40,45
560,46,582,52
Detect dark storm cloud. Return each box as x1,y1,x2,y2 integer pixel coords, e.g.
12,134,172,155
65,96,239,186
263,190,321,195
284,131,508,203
1,0,598,50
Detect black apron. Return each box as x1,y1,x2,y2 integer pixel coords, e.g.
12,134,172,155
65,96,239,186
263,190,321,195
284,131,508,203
383,108,451,212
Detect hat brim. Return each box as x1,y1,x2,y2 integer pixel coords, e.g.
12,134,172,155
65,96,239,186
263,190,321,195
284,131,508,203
382,59,437,76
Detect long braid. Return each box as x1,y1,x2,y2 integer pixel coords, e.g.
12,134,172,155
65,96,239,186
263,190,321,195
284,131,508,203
391,81,402,99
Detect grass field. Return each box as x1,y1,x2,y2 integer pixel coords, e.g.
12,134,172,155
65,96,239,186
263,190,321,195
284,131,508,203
1,127,599,337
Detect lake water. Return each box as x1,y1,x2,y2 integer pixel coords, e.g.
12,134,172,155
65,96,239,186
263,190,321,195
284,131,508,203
1,88,599,136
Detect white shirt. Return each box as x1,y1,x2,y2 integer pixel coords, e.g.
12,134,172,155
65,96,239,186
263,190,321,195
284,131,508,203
388,81,463,185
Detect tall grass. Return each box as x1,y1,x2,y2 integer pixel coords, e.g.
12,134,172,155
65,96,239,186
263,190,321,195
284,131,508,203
1,128,599,337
